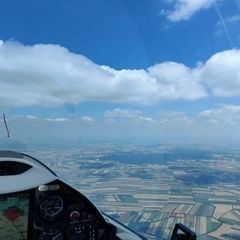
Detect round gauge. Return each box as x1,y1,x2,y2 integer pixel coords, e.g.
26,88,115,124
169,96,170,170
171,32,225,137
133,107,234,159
40,195,63,221
39,228,64,240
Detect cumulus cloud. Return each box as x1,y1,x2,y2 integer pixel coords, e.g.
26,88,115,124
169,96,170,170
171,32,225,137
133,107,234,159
104,108,156,124
4,106,240,143
148,62,205,100
165,0,217,22
0,40,240,108
45,118,69,122
198,105,240,125
138,116,154,122
200,49,240,97
81,116,94,122
104,108,142,118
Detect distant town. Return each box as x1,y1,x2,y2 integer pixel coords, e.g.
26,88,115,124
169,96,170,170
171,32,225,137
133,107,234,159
20,144,240,239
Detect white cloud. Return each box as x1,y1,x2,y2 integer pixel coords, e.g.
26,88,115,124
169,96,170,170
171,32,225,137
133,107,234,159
104,108,141,118
4,106,240,143
81,116,94,122
138,116,154,122
104,108,155,124
200,49,240,97
45,118,69,122
159,111,191,124
148,62,206,100
165,0,217,22
198,105,240,125
0,40,204,107
0,41,240,108
224,14,240,24
26,115,37,119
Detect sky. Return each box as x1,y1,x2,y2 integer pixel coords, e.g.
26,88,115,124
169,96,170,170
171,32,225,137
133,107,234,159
0,0,240,144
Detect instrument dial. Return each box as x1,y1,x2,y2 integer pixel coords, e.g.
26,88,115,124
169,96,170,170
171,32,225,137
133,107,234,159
40,195,63,221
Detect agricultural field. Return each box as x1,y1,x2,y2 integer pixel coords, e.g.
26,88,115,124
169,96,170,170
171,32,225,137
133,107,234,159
25,144,240,239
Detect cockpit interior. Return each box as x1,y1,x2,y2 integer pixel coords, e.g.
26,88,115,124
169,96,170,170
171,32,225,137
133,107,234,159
0,150,196,240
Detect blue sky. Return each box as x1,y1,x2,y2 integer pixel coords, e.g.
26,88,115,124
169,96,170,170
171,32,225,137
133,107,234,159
0,0,240,143
1,0,239,67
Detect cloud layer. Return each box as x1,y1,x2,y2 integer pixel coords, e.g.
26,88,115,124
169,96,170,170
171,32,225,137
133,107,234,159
0,40,240,108
198,105,240,125
6,105,240,144
14,105,240,127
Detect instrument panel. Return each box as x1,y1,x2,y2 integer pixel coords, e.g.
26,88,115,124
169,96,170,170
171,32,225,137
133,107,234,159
30,180,116,240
